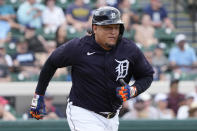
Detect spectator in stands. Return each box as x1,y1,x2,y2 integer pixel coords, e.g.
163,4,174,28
24,26,47,53
167,79,185,115
193,80,197,102
152,43,168,67
43,93,64,120
118,101,130,118
42,0,66,33
106,0,119,8
17,0,45,28
118,0,139,31
55,25,71,80
186,0,197,24
177,93,195,119
55,24,67,47
134,14,158,48
189,101,197,118
152,43,169,80
121,98,143,119
12,38,40,80
0,43,13,67
0,44,12,82
35,40,67,80
122,93,157,119
95,0,107,8
144,50,161,80
154,93,174,119
66,0,92,32
169,34,197,74
0,0,25,42
0,96,16,121
144,0,174,30
35,40,56,67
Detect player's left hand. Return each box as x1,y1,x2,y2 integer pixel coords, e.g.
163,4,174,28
30,94,46,120
116,85,137,102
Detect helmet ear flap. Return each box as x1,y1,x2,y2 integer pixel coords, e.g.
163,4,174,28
119,24,125,38
117,24,125,43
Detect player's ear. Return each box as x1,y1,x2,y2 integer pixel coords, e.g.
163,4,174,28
93,25,97,34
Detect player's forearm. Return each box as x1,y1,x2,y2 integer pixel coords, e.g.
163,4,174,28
35,58,57,95
132,75,153,96
66,15,79,25
192,62,197,68
0,15,10,21
169,64,197,69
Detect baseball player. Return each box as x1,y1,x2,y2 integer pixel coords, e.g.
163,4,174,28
30,6,154,131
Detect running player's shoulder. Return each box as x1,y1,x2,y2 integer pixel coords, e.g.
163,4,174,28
121,38,139,51
59,37,84,49
66,35,92,46
80,35,93,43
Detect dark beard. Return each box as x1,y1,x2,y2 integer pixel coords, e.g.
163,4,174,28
104,36,121,49
104,43,115,49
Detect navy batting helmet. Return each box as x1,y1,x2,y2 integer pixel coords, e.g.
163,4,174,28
92,6,125,38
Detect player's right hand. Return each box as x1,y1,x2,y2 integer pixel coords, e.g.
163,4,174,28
116,85,137,102
30,94,46,120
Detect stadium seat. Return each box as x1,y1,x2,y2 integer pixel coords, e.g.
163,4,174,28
130,0,143,12
36,28,56,40
10,28,24,40
10,73,39,82
154,28,176,55
84,0,97,9
51,74,67,81
180,73,197,80
66,26,86,40
123,29,135,40
36,0,44,4
56,0,73,10
4,41,17,56
155,28,176,42
5,0,23,9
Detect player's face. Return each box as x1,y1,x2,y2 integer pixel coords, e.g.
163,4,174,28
94,24,120,50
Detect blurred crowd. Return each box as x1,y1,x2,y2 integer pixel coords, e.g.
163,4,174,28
0,0,197,120
120,79,197,120
0,0,197,82
1,79,197,120
0,93,65,120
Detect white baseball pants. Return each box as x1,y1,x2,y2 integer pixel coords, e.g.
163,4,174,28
66,102,119,131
